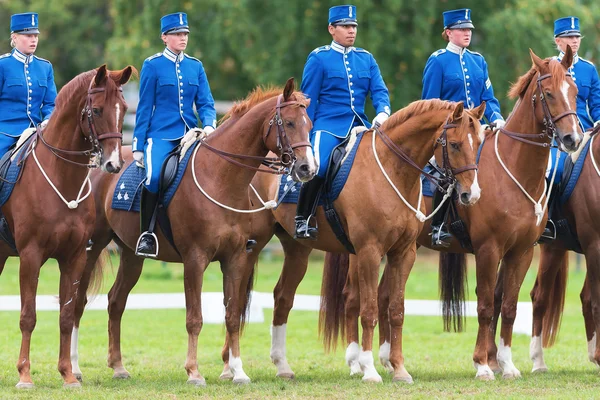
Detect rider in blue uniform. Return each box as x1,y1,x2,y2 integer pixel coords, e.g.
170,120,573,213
421,8,505,247
296,4,391,239
0,12,56,157
543,17,600,239
133,12,217,257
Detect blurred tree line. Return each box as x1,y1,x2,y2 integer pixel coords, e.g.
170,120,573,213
1,0,599,117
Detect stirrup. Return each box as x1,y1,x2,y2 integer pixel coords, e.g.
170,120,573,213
135,231,159,258
540,220,556,240
294,217,318,240
431,226,452,248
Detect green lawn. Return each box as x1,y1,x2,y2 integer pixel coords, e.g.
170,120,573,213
0,248,597,399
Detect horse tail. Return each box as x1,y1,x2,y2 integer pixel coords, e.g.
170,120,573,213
319,252,350,353
86,248,111,300
239,258,257,334
439,252,467,332
541,250,569,348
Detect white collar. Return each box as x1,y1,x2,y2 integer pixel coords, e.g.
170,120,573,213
558,51,580,65
163,48,184,63
446,42,466,55
330,41,354,54
12,49,34,64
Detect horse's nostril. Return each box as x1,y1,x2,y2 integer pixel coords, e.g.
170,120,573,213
299,163,309,173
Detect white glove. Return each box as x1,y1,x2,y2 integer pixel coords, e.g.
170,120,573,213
372,112,389,127
203,126,215,135
594,121,600,128
493,119,505,130
133,151,144,168
40,119,49,130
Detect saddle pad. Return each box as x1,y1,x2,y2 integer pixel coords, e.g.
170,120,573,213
0,139,32,207
278,132,364,205
111,141,198,212
558,138,591,205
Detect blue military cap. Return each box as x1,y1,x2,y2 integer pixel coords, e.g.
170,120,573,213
161,12,190,35
443,9,474,30
10,12,39,34
328,5,358,26
554,16,581,38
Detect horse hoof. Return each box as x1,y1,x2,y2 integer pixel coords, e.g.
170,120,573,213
393,375,414,384
219,370,234,380
74,373,83,383
276,372,295,380
502,371,522,380
187,377,206,386
233,377,251,385
112,371,131,379
475,373,495,381
531,367,548,374
15,382,34,389
362,375,383,383
63,381,82,389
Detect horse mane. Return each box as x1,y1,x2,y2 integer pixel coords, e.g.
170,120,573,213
508,58,566,100
383,99,456,131
220,86,309,123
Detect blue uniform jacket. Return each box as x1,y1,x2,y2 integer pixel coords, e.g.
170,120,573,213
0,49,56,137
422,42,503,123
557,52,600,130
301,41,391,139
132,48,217,152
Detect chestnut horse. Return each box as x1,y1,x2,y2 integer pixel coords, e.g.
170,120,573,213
219,99,486,383
71,79,316,385
374,48,583,381
0,65,133,388
527,126,600,372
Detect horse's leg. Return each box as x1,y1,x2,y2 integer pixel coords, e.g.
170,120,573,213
583,243,600,367
377,263,393,373
107,246,144,379
15,249,44,389
472,247,501,381
355,247,384,383
343,256,362,376
71,235,113,382
57,249,89,387
528,244,566,373
580,274,596,364
496,248,534,379
267,234,312,379
386,245,416,383
182,249,209,386
486,264,504,374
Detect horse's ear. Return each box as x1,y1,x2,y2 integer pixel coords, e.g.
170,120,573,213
529,48,545,72
95,64,108,87
452,102,464,121
561,45,574,70
118,66,134,86
472,101,486,120
283,77,295,101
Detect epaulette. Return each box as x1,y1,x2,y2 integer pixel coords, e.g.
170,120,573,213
354,47,371,54
184,54,201,62
579,57,595,67
312,45,330,54
145,53,162,62
33,55,51,63
466,49,483,57
0,53,10,60
431,49,446,57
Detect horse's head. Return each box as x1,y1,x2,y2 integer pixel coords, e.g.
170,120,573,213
434,101,485,206
264,78,317,182
526,46,582,152
84,64,136,173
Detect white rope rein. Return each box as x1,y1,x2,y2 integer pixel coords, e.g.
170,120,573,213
191,142,277,213
589,134,600,178
32,142,92,210
371,129,453,222
494,130,559,226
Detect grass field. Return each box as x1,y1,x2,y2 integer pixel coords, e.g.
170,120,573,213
0,247,598,399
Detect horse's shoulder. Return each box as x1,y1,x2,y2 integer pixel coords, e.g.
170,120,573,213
33,55,51,64
311,45,330,54
184,54,201,63
145,53,163,62
431,49,446,57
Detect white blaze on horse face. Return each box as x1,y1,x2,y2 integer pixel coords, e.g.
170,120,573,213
468,133,474,151
561,81,579,135
529,335,548,372
469,172,481,203
115,103,120,132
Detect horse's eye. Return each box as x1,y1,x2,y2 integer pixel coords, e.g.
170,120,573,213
286,121,295,128
450,142,460,151
92,108,102,116
545,91,554,100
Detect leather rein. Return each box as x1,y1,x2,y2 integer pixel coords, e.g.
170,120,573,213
198,94,313,175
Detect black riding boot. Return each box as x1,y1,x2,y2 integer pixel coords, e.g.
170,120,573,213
294,176,325,240
135,188,160,257
431,188,452,248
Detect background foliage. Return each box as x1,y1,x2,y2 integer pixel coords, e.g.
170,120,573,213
1,0,600,116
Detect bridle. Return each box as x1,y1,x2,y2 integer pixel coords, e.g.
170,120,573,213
498,73,577,148
374,116,477,191
36,77,123,168
199,94,313,174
